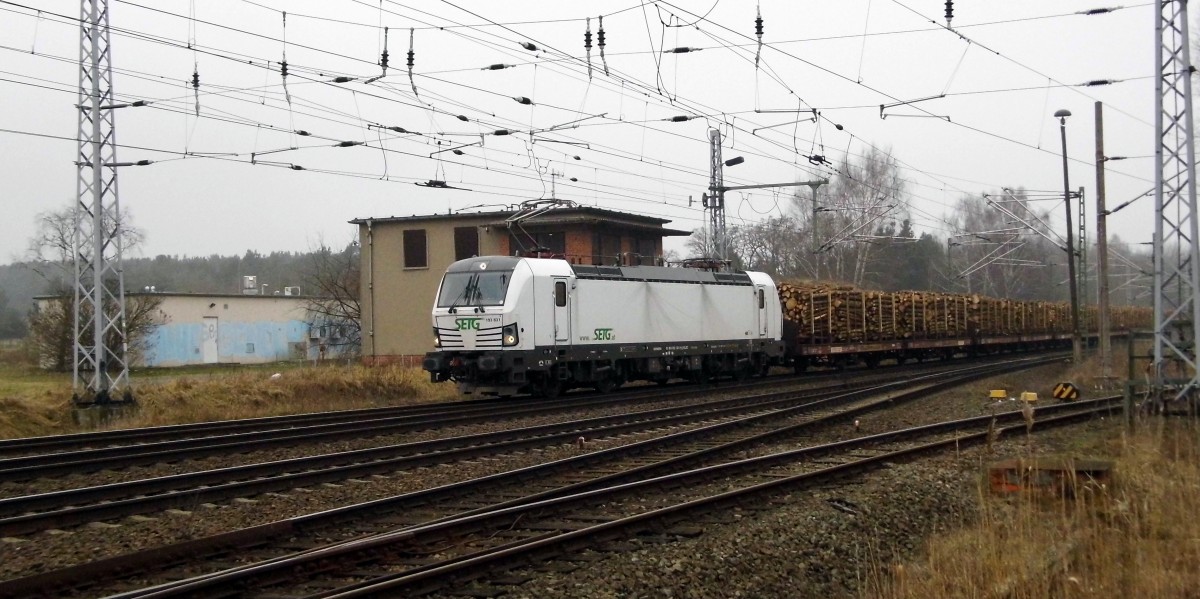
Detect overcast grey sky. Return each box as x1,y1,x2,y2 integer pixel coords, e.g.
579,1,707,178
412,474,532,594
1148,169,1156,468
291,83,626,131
0,1,1161,265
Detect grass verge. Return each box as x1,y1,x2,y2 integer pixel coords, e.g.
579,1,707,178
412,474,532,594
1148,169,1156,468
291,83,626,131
0,346,460,439
865,419,1200,598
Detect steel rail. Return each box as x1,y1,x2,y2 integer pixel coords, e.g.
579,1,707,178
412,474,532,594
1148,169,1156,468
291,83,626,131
0,362,990,534
0,356,1064,597
107,397,1114,599
0,352,1033,460
0,372,818,481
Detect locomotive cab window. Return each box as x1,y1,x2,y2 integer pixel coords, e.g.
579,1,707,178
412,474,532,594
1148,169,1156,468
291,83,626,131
758,288,765,309
555,281,567,307
437,271,512,308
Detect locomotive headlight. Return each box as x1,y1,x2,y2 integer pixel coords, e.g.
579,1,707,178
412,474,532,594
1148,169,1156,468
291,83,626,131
433,328,441,348
502,323,519,346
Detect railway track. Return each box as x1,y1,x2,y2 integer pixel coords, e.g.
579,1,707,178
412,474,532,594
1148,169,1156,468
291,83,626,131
0,366,886,480
0,354,1070,598
0,352,1038,466
0,358,1041,535
114,398,1113,599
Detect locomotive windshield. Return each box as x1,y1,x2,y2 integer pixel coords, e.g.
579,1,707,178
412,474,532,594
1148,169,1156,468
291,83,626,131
437,271,512,308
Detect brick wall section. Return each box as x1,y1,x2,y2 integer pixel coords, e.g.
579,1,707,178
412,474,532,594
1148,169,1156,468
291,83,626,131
564,229,593,262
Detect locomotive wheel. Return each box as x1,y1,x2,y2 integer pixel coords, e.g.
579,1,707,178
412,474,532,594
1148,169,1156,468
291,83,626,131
733,363,752,382
541,378,562,399
594,376,618,394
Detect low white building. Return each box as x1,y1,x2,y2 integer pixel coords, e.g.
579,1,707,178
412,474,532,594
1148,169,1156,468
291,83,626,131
35,291,352,367
140,292,311,366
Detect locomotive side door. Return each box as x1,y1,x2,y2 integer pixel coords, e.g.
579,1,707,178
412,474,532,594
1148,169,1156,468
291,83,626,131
756,285,768,337
553,277,571,343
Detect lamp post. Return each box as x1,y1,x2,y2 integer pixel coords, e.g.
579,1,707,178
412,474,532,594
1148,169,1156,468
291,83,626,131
1055,108,1083,364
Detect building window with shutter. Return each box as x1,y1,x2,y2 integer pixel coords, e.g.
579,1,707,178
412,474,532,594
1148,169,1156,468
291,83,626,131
403,229,427,268
636,237,657,265
454,227,479,260
593,234,621,265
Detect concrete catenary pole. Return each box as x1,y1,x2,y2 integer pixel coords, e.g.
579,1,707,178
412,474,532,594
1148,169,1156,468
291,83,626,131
1094,102,1112,378
1055,109,1083,364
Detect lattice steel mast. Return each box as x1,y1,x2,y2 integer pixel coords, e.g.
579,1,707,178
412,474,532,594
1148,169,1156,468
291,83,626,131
706,128,727,261
75,0,131,404
1153,0,1200,402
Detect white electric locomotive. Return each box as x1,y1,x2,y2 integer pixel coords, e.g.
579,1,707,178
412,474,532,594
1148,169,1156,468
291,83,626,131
423,256,786,397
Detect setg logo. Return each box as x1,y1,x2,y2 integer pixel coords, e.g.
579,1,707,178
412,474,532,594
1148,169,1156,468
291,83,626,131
593,328,614,341
455,318,482,331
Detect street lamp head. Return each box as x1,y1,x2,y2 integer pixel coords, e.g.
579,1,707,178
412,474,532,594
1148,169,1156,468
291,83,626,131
724,156,745,167
1054,108,1072,125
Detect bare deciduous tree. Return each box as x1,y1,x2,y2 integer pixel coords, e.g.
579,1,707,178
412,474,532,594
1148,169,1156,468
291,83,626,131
301,239,361,357
812,147,908,287
946,189,1064,300
24,204,160,370
25,204,144,284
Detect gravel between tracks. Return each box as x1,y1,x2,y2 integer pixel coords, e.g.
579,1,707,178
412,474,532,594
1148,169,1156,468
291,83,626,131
1,360,1099,596
434,361,1115,599
0,396,707,498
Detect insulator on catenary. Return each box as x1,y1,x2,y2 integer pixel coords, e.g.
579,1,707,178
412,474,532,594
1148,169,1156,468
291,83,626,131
668,115,691,122
493,129,512,136
1082,79,1116,86
366,27,390,84
380,27,390,70
665,47,700,54
385,126,417,134
585,17,593,80
290,164,305,170
754,5,763,68
513,96,533,105
1079,7,1117,15
452,149,465,155
281,12,291,106
407,28,418,97
520,41,538,52
295,130,311,136
598,15,609,75
336,141,364,147
456,115,469,122
483,63,514,70
191,65,200,116
332,76,355,83
944,0,953,24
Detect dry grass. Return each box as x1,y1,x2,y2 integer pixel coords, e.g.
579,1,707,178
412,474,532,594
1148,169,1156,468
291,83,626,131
0,353,461,439
865,420,1200,598
117,364,461,429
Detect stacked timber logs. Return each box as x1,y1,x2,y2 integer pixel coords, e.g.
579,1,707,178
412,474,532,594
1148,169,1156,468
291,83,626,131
777,280,1153,343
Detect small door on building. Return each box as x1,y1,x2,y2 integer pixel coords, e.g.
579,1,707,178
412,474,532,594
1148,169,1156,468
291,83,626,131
202,316,219,364
553,278,570,343
756,286,768,337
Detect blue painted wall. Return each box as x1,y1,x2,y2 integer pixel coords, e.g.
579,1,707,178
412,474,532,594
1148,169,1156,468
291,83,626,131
143,320,309,366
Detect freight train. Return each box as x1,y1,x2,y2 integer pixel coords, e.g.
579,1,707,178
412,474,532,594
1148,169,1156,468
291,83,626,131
422,256,1148,397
